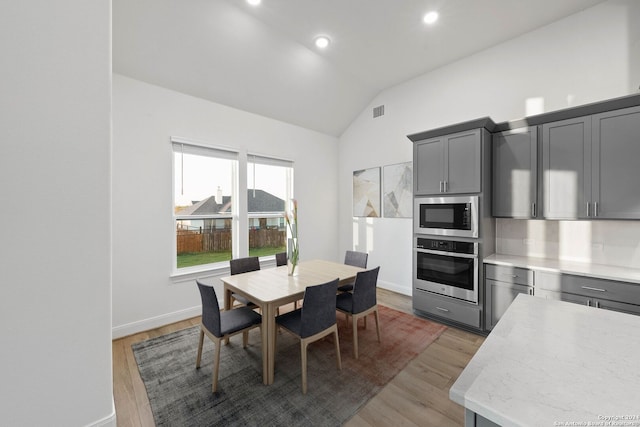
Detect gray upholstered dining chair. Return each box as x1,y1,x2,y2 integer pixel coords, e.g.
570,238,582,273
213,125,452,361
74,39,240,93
337,250,368,293
336,266,381,359
275,278,342,394
195,280,262,392
229,256,260,308
275,251,287,267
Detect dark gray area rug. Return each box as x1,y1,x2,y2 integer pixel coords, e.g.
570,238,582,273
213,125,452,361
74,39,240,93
132,305,447,426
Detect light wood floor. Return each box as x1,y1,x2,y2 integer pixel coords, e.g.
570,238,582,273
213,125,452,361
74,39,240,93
112,288,484,427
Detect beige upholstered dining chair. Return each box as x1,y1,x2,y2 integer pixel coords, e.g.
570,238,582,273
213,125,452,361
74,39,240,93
195,280,262,392
275,278,342,394
336,266,381,359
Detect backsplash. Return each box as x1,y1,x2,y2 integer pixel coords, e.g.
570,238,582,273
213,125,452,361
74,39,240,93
496,219,640,269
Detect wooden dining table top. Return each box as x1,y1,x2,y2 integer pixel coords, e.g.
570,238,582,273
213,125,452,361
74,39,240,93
219,259,363,304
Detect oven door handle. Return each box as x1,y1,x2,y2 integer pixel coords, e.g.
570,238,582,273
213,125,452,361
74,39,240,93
415,248,478,259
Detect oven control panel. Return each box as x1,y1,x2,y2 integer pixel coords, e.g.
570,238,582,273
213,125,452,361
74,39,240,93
416,238,476,255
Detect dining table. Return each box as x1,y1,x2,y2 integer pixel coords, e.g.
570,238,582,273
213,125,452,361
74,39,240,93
220,259,364,385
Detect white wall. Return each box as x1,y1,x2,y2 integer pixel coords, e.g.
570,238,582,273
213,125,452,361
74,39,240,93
0,1,114,426
338,0,640,296
112,74,339,336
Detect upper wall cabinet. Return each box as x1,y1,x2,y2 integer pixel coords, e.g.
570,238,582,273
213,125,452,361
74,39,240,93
542,116,591,219
414,129,481,195
542,105,640,220
492,127,538,218
591,106,640,219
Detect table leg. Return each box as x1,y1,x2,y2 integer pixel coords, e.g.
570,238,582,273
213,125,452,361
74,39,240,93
266,303,277,385
260,303,271,384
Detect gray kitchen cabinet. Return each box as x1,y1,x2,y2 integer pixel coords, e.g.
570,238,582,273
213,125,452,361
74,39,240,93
413,288,482,329
591,105,640,219
542,105,640,220
536,271,640,316
492,127,539,218
414,129,481,195
415,137,445,194
542,116,591,219
484,264,534,330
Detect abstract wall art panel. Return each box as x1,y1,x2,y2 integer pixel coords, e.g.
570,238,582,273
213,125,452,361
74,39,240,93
353,167,381,217
383,162,412,218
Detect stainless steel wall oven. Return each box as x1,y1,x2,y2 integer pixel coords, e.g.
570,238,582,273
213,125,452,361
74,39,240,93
414,237,478,304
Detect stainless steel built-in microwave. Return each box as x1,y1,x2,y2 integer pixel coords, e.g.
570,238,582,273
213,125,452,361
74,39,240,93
414,195,478,238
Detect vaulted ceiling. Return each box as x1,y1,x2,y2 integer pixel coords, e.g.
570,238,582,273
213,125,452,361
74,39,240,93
113,0,604,136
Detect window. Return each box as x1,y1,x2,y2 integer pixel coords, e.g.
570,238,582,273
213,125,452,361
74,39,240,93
172,139,294,273
247,154,294,258
173,140,237,270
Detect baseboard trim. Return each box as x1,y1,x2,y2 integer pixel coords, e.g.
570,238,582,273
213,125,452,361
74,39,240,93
378,279,411,296
112,306,201,339
87,400,116,427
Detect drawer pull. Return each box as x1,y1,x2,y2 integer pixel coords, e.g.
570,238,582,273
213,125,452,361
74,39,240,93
435,306,450,313
581,286,606,292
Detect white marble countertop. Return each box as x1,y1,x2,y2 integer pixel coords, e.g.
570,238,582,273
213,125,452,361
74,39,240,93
450,294,640,426
484,253,640,285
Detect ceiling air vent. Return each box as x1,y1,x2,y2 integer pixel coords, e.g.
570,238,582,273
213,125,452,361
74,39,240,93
373,105,385,118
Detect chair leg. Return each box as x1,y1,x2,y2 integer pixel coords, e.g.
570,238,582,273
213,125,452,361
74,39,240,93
364,315,367,329
352,315,359,359
333,328,342,370
374,308,381,342
243,330,249,348
301,340,308,394
196,329,205,368
212,338,221,393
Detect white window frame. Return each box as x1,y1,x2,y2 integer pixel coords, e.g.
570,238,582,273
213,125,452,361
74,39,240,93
170,139,295,278
171,137,239,276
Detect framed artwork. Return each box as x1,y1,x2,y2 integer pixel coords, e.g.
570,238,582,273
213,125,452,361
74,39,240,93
383,162,412,218
353,167,381,217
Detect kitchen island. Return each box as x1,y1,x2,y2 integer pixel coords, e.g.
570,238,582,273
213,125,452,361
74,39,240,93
450,294,640,426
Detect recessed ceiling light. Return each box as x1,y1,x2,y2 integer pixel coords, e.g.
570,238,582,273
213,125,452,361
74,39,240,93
247,0,261,6
314,36,330,49
423,11,439,25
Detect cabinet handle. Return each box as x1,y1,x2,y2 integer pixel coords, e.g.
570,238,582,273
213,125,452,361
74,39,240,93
443,181,448,192
595,301,601,308
586,202,591,217
439,181,443,193
586,299,591,307
531,202,536,218
581,286,606,292
594,202,599,217
435,306,450,312
528,288,533,296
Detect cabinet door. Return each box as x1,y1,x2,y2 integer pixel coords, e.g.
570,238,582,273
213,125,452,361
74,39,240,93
485,279,532,331
414,138,444,195
535,288,593,307
492,127,538,218
595,298,640,316
592,106,640,219
542,116,591,219
446,129,481,194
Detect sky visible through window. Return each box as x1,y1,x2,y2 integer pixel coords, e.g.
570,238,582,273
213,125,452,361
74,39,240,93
174,153,288,209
